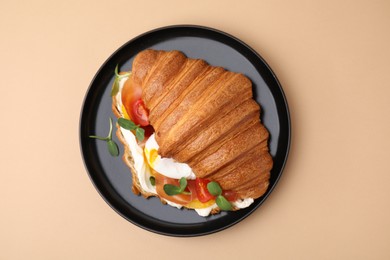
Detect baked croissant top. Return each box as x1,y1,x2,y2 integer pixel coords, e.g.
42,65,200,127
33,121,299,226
129,49,273,200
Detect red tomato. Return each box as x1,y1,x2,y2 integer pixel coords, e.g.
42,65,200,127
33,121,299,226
222,190,239,202
121,77,150,126
143,125,155,139
195,178,214,203
154,172,191,206
132,99,149,126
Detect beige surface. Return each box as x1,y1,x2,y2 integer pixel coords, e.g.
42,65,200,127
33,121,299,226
1,0,389,259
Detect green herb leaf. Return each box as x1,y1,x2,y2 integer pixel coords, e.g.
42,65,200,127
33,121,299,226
117,118,145,142
111,64,131,97
216,195,232,211
89,117,120,157
207,181,223,196
163,184,183,196
118,118,137,130
111,77,120,97
107,140,119,156
149,176,155,186
111,64,121,96
163,177,188,196
135,127,145,142
179,177,187,190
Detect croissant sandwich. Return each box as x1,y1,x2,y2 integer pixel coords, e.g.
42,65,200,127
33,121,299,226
111,49,273,216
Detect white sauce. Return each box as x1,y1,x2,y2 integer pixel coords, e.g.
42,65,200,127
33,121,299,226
233,198,254,209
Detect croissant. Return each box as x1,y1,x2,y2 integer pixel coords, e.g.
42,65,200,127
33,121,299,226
128,49,273,199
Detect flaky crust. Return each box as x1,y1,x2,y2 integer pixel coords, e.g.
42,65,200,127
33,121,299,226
132,49,273,200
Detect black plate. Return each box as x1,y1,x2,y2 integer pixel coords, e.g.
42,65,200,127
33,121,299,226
80,25,290,237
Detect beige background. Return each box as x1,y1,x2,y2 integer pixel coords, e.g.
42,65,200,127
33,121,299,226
1,0,389,259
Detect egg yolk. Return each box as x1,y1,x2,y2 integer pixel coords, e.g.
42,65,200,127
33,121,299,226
186,199,215,209
145,148,159,169
121,104,130,120
149,149,159,168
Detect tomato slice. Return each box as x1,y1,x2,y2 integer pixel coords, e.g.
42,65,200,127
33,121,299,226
143,125,155,139
154,172,191,206
132,99,149,126
222,190,239,202
195,178,215,203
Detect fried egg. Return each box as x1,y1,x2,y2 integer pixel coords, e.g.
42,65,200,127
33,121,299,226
144,134,196,180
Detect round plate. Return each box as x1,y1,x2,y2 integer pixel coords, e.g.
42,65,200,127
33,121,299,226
80,25,290,237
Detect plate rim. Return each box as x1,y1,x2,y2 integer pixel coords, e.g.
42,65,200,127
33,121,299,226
79,24,291,237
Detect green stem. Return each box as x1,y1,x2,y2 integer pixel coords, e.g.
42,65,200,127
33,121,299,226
89,135,109,141
115,64,130,78
117,74,130,79
115,64,119,76
108,117,113,139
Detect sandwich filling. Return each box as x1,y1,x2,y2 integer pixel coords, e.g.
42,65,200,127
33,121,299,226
115,75,254,216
